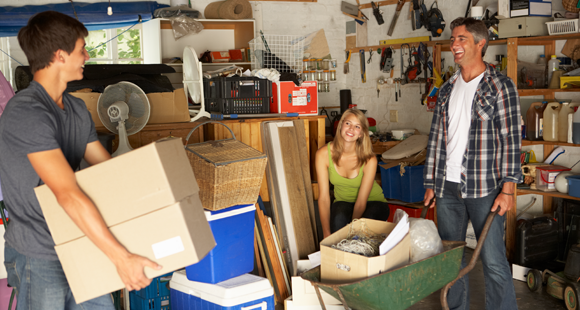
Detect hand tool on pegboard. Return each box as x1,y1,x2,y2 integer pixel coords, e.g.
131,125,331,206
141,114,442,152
371,1,385,25
387,0,406,36
359,49,366,83
380,47,395,73
344,50,351,74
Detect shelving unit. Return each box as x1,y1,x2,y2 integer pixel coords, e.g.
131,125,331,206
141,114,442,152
349,31,580,261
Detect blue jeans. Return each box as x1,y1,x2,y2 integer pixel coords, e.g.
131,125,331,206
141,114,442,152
437,181,517,310
4,243,115,310
330,201,390,233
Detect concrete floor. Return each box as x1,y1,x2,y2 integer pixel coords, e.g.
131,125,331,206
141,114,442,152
409,249,567,310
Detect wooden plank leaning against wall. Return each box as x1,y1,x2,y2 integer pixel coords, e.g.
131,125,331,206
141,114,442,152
98,115,327,202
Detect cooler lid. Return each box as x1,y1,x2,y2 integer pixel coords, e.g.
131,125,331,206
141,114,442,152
204,204,255,221
170,270,273,307
537,165,571,172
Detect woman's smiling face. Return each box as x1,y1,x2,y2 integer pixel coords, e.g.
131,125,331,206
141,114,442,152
341,114,362,142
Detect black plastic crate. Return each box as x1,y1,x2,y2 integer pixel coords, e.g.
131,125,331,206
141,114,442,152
203,76,272,114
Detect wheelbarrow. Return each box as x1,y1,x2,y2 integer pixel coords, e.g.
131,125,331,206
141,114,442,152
300,207,499,310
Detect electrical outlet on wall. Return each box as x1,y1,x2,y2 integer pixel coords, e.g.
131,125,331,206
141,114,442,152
390,110,398,122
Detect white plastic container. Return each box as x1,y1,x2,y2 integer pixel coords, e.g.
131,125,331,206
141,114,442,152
547,55,560,87
170,270,274,310
391,129,415,140
574,106,580,144
543,102,561,142
559,102,574,142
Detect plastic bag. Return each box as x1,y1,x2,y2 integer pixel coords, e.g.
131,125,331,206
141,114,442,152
170,16,204,40
409,217,444,263
154,6,201,19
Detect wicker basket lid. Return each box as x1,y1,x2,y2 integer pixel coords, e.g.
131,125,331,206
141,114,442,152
563,0,580,13
186,139,266,166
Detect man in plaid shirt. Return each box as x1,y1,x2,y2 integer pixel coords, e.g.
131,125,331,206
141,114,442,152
423,17,522,310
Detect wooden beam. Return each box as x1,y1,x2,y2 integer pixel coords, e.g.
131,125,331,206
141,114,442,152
359,0,411,10
507,38,518,82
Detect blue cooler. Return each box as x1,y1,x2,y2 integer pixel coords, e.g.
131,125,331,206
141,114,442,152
170,270,274,310
185,204,255,283
379,163,426,203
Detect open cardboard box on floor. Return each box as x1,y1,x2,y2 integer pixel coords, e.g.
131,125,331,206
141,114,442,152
320,219,410,283
34,138,215,304
70,88,190,128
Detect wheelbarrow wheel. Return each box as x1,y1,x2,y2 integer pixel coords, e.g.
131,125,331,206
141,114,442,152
527,269,543,292
565,285,579,310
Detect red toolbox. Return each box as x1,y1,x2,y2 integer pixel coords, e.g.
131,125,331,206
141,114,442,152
387,204,435,222
271,81,318,115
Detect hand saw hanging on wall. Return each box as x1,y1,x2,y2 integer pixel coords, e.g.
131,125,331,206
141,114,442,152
387,0,406,36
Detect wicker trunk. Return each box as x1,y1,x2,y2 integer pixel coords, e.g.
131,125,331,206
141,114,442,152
186,121,267,210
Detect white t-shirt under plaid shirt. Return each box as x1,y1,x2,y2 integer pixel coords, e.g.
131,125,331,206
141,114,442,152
423,63,523,199
446,71,484,183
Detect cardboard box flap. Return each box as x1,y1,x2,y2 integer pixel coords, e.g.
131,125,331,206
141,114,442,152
36,138,199,245
71,88,190,127
146,88,190,124
56,194,215,304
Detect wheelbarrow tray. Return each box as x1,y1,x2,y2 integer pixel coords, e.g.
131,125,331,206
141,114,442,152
300,240,466,310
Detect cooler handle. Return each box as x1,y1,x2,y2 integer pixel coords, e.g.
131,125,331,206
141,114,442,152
540,171,558,184
241,301,268,310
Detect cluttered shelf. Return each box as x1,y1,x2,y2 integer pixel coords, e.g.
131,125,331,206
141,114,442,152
517,188,580,201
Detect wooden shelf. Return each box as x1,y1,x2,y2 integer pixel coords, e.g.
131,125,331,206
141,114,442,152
518,88,580,96
517,188,580,201
522,140,580,147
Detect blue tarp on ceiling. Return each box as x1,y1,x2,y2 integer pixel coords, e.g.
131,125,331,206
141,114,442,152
0,1,169,37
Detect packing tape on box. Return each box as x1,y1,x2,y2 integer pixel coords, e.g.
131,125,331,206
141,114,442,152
204,0,252,19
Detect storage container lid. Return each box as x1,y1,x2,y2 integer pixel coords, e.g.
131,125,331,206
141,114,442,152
170,270,273,307
186,139,266,166
204,204,255,221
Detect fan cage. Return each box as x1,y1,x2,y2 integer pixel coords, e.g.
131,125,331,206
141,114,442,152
249,34,305,74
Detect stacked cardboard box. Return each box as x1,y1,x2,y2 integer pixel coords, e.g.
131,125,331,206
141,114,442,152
35,138,216,304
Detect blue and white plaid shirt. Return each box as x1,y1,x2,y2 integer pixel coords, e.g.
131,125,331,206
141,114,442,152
423,63,523,198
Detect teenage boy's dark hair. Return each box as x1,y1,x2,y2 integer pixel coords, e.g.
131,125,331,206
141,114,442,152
18,11,88,74
450,17,489,57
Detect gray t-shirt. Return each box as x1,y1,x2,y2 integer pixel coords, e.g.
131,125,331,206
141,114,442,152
0,81,97,260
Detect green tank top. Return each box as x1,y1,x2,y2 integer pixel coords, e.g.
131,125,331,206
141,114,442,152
327,144,387,203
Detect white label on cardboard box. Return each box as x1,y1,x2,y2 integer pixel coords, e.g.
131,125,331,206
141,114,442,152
293,96,307,106
152,236,184,259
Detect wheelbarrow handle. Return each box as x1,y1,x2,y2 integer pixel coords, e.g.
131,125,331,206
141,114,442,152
420,197,435,219
440,209,500,310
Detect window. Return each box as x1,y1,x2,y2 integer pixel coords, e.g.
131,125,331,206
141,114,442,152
0,37,12,87
86,25,143,64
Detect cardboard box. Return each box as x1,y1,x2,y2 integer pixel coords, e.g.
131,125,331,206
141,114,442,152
34,138,216,303
271,81,318,115
291,276,341,306
70,88,190,128
35,138,197,245
320,219,410,283
57,195,214,303
285,296,349,310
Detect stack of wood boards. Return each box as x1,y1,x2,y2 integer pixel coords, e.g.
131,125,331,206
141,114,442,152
254,204,291,304
261,120,318,277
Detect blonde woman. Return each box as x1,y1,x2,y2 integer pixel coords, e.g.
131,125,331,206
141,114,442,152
316,109,389,239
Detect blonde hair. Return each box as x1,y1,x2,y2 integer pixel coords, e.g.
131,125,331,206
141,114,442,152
332,109,374,168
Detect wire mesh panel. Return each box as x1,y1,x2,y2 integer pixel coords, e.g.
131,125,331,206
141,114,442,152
249,34,305,74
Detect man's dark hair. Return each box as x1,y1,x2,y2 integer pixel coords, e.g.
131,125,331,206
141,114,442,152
450,17,489,57
18,11,88,74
